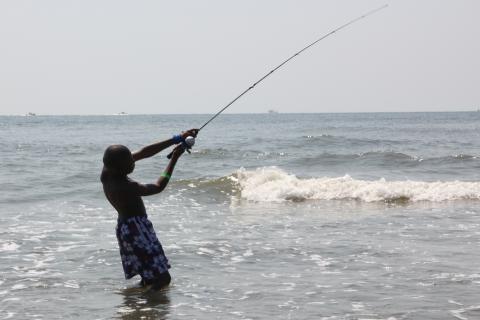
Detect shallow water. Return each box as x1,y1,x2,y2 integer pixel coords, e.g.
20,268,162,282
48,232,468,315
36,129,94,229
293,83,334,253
1,113,480,319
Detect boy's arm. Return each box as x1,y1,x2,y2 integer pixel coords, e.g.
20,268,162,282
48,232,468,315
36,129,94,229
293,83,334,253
132,139,175,162
132,129,198,162
132,145,185,196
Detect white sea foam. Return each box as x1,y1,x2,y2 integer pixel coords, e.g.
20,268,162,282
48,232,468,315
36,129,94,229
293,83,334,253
234,167,480,203
11,284,27,291
0,242,20,252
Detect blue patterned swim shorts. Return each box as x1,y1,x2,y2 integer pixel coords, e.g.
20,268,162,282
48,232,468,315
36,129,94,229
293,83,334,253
116,215,171,281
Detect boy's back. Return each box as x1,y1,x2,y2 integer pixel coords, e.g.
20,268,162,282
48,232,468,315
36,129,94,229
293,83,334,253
101,172,147,219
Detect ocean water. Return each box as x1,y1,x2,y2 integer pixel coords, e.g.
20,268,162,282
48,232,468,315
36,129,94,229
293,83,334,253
1,112,480,319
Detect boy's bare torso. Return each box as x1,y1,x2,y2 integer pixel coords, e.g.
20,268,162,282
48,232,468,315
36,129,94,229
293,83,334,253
101,170,147,219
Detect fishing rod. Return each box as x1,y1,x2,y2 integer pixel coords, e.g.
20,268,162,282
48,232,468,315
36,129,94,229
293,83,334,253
168,4,388,158
199,4,388,131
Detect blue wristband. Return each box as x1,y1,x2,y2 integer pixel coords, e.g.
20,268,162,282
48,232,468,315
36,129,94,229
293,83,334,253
172,134,184,144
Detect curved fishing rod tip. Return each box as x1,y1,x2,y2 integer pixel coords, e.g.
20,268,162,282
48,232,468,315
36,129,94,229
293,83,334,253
199,4,389,130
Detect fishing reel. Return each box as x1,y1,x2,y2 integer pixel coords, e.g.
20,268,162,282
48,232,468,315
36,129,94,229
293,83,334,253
182,136,196,153
167,136,195,159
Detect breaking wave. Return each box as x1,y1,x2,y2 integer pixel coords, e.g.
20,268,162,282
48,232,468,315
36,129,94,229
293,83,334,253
231,167,480,203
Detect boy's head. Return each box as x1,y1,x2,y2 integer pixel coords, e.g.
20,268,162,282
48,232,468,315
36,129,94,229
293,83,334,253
103,145,134,175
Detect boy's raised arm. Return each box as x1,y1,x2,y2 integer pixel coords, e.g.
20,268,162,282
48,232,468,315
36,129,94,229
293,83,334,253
132,139,175,162
133,145,185,196
132,129,198,162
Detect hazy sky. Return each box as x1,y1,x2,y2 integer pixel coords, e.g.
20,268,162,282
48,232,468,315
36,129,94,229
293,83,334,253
1,0,479,115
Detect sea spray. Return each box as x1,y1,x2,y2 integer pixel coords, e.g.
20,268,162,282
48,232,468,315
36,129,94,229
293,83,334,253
233,167,480,203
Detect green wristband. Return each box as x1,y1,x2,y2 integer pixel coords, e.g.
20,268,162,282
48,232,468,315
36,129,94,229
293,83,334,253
161,172,171,179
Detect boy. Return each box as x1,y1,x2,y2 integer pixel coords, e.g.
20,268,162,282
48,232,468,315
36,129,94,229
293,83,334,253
101,129,198,290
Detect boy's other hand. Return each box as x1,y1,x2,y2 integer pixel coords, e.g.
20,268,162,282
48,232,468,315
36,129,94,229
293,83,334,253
181,129,199,139
171,144,186,159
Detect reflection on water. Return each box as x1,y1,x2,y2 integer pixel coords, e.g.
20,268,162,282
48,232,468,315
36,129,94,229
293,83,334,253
115,285,171,320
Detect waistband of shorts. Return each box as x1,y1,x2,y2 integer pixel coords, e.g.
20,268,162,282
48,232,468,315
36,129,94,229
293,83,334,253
117,214,148,223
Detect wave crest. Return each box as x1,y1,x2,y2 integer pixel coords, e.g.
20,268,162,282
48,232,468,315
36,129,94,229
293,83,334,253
232,167,480,203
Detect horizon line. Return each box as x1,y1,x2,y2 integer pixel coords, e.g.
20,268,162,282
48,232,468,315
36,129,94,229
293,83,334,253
1,109,479,117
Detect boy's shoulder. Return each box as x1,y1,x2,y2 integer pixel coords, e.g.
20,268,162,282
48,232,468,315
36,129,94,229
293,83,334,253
103,174,143,194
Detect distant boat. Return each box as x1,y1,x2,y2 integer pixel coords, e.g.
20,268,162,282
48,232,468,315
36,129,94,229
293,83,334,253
115,112,128,116
268,109,279,114
25,112,37,116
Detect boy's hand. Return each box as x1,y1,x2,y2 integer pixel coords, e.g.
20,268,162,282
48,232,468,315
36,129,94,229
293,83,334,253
181,128,199,139
171,144,186,159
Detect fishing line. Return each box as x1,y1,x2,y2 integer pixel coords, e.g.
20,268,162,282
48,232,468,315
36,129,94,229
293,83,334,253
198,4,388,131
168,5,387,158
